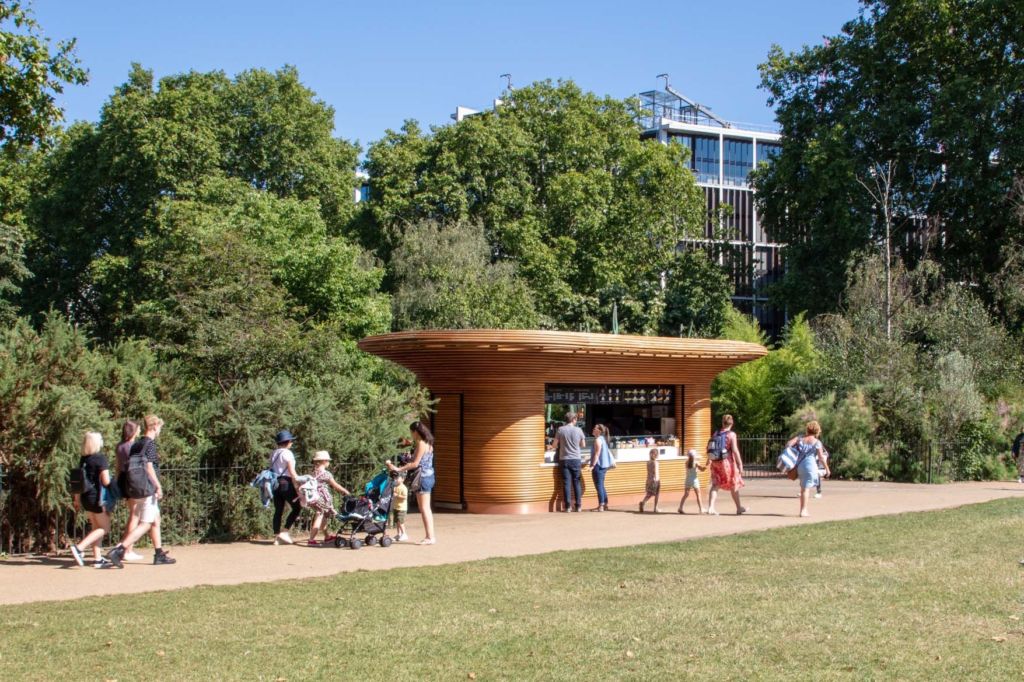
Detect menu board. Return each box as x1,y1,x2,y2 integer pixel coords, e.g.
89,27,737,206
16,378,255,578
545,385,674,405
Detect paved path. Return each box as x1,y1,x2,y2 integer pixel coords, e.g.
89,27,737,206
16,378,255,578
2,480,1021,605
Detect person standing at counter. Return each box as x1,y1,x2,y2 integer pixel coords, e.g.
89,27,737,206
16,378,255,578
589,424,614,511
707,414,748,516
556,411,586,512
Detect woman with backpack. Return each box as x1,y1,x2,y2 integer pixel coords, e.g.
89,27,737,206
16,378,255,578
787,420,830,517
69,432,114,568
114,420,148,562
386,420,437,545
706,414,748,516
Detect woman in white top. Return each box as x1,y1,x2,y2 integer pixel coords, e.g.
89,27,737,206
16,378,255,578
270,429,301,544
588,424,614,511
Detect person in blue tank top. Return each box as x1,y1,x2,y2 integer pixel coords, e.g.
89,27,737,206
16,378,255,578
786,420,830,517
387,420,437,545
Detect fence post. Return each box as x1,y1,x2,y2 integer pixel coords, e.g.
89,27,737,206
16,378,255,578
927,442,932,484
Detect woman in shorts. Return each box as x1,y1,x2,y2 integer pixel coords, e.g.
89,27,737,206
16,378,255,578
386,420,436,545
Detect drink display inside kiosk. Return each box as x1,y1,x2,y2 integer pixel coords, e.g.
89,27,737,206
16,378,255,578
543,384,679,464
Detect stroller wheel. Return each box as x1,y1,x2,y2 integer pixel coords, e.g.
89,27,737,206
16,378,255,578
366,535,378,546
334,536,347,548
380,536,393,548
349,538,362,550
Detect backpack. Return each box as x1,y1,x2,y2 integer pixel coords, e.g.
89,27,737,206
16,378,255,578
706,430,731,461
125,440,156,499
69,460,96,497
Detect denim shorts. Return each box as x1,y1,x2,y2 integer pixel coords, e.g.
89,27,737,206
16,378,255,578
418,473,436,494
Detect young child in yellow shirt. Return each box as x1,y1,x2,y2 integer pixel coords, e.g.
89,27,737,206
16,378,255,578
392,472,409,542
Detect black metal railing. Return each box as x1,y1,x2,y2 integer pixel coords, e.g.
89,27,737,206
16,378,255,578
0,460,378,556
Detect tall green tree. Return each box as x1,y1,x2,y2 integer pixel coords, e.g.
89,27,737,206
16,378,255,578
660,249,733,338
390,220,539,330
364,80,706,333
0,0,86,322
756,0,1024,318
22,64,362,338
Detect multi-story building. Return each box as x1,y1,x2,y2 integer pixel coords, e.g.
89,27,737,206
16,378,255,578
639,85,786,337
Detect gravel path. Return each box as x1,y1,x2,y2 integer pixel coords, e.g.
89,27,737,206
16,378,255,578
2,479,1021,605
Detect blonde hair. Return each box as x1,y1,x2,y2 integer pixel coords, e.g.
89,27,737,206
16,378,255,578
81,431,103,455
143,415,164,432
722,414,734,428
806,420,821,437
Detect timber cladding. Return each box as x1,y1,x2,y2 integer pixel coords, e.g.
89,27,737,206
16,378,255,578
359,330,766,513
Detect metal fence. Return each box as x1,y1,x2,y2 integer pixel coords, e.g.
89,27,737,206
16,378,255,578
0,460,373,556
0,437,1011,555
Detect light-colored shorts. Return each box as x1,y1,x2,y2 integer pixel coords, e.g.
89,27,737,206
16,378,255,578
137,495,160,524
685,469,701,490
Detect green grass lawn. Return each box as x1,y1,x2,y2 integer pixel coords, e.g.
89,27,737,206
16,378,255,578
2,500,1023,681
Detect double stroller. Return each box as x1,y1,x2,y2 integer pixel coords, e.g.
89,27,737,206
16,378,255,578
331,468,397,549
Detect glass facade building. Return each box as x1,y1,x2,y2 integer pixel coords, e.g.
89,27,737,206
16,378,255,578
639,89,786,338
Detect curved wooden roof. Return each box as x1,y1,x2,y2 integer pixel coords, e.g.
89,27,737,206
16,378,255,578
359,329,767,363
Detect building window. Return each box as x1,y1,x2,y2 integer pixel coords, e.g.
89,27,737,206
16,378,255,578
723,138,753,186
693,136,720,184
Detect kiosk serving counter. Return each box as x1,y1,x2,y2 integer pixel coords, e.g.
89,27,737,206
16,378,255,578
358,330,766,513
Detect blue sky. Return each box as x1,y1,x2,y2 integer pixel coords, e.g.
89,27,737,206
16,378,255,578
34,0,861,150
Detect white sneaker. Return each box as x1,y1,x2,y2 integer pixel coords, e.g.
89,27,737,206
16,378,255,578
123,551,144,562
814,493,822,499
1018,477,1023,484
69,545,84,567
276,532,294,545
396,533,408,542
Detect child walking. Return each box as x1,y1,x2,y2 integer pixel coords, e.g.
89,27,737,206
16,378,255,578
639,448,661,513
307,451,349,546
677,448,707,514
392,471,409,542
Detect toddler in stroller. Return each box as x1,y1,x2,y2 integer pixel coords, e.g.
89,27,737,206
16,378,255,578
332,466,398,549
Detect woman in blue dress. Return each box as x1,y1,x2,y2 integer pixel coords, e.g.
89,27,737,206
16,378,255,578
786,420,830,517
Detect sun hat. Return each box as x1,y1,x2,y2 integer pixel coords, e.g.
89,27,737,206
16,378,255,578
275,429,295,445
312,450,331,462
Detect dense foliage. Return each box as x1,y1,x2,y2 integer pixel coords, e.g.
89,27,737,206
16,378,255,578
363,81,708,333
756,0,1024,321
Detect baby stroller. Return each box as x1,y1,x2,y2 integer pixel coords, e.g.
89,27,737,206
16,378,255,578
333,468,396,549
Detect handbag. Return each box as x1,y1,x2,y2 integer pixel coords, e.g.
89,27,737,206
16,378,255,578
406,466,422,494
787,467,799,481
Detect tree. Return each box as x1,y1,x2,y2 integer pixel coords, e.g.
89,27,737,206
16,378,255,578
0,1,87,152
22,64,362,338
390,220,539,330
364,80,706,333
756,0,1024,319
0,1,86,321
660,249,733,338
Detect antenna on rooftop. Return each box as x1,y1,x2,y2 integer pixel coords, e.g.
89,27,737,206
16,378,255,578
655,72,731,128
500,73,513,91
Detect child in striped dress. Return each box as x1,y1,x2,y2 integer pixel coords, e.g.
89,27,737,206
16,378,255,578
638,449,661,513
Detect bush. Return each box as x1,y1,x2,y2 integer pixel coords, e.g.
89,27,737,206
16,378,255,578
835,438,886,481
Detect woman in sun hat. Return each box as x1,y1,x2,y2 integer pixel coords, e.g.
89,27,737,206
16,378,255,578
306,450,350,546
269,429,301,544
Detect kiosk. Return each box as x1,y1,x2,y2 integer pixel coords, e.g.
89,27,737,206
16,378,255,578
358,330,767,513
